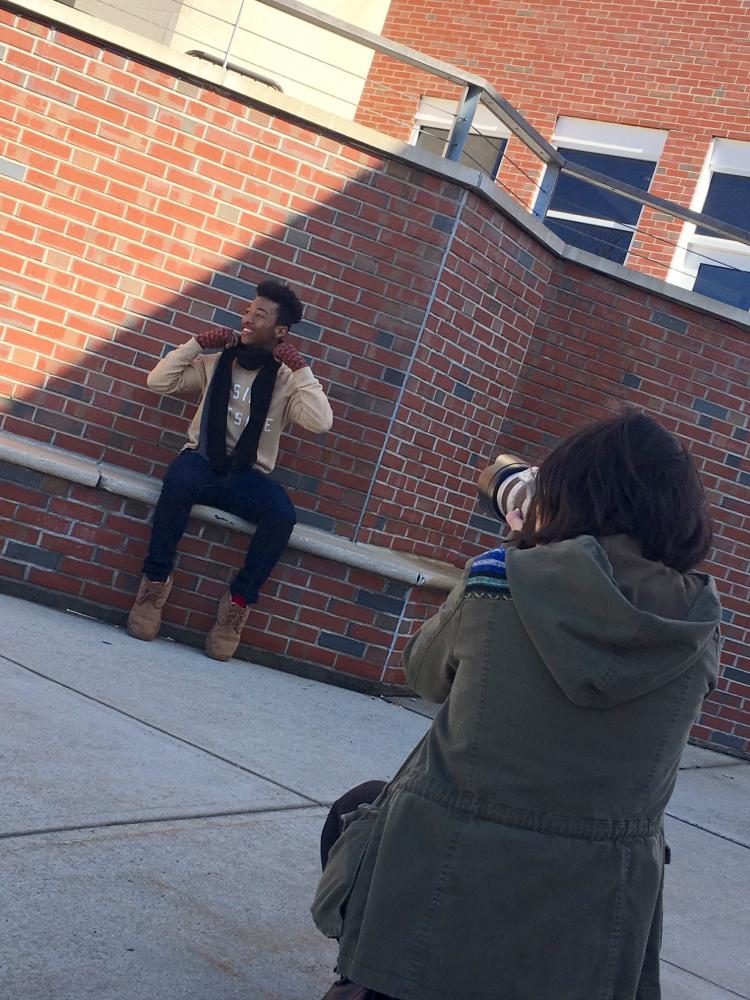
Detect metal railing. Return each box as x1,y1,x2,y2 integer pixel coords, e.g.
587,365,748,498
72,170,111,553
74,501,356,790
258,0,750,247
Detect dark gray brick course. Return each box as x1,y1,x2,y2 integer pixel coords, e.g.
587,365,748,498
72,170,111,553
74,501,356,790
710,731,747,753
432,213,455,234
284,228,311,249
454,381,474,402
651,310,687,334
5,541,59,570
0,461,43,487
722,666,750,685
212,273,257,299
296,509,335,532
0,157,26,181
356,589,405,615
296,320,322,341
212,308,240,328
692,398,729,420
318,632,365,656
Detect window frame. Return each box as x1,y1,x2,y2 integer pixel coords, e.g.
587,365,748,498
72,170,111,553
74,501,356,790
539,117,668,265
668,138,750,308
411,96,510,176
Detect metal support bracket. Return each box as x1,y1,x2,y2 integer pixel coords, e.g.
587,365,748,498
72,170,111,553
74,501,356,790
446,84,482,164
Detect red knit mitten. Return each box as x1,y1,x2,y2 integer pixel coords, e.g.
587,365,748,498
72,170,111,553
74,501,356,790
273,340,307,371
195,326,237,350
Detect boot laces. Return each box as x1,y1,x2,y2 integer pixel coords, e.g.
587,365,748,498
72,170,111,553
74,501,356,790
137,579,167,605
225,602,247,632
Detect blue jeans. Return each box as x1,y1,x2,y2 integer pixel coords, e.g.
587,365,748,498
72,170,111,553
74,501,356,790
143,450,296,604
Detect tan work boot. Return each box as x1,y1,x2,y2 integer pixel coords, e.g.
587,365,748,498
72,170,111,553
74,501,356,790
126,575,173,641
205,591,250,661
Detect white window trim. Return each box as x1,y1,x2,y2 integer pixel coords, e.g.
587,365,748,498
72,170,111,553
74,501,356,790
668,138,750,296
553,117,668,161
542,118,668,260
547,210,637,234
410,96,511,147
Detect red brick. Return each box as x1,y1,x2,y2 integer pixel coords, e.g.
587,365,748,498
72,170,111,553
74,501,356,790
28,567,83,596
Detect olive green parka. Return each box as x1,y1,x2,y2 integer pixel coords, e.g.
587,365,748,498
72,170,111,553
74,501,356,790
312,534,721,1000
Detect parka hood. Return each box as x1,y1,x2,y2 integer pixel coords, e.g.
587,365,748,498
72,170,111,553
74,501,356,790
505,534,721,708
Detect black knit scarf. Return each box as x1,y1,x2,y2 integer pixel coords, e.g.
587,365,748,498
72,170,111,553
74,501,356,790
202,344,280,475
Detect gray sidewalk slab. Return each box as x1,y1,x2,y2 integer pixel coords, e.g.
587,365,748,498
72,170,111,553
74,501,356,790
661,962,747,1000
1,659,307,836
0,595,429,804
667,760,750,847
679,743,749,770
662,815,750,998
1,592,749,1000
0,811,337,1000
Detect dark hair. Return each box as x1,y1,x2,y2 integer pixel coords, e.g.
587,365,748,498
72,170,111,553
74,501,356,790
256,279,304,329
520,412,713,572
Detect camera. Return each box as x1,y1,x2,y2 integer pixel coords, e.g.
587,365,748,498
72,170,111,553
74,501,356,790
477,454,537,523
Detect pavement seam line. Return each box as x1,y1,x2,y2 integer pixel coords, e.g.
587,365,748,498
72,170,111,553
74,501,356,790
661,958,750,999
0,801,330,843
1,653,327,809
679,761,749,770
665,811,750,851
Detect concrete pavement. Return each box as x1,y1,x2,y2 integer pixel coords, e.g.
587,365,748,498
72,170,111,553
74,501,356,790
1,592,748,1000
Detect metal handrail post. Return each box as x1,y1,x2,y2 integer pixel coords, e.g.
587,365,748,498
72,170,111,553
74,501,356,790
533,162,560,219
446,84,482,163
223,0,248,69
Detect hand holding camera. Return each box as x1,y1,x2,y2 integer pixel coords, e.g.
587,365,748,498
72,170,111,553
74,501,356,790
477,454,538,534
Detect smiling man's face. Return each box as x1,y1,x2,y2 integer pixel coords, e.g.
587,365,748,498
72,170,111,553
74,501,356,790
240,296,287,350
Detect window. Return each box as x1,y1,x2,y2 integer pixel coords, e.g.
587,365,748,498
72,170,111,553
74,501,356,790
540,118,667,265
668,139,750,310
412,97,509,176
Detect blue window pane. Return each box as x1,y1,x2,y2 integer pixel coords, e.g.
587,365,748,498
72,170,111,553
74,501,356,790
693,264,750,310
548,148,656,226
695,173,750,238
545,218,632,264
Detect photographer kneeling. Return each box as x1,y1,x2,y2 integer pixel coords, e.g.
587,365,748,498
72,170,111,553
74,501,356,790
313,412,721,1000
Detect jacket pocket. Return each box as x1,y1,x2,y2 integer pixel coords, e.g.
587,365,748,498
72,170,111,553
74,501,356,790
311,806,377,939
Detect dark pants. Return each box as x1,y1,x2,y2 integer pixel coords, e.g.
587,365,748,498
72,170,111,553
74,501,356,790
320,780,387,870
143,450,296,604
321,781,395,1000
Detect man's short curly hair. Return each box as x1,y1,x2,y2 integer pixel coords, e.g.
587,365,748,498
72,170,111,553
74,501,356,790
256,279,304,330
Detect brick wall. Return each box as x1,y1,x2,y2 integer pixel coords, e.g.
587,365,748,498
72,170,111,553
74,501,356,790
502,264,750,755
357,0,750,280
0,8,748,752
0,458,425,689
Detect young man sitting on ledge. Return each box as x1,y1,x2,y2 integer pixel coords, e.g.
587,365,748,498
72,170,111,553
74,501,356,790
127,279,333,661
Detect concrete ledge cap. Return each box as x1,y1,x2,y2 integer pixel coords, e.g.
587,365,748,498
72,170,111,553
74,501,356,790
1,432,460,590
0,432,100,487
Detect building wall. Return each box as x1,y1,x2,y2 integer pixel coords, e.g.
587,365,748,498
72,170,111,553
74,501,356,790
74,0,181,47
171,0,392,119
0,7,748,753
356,0,750,282
63,0,392,118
